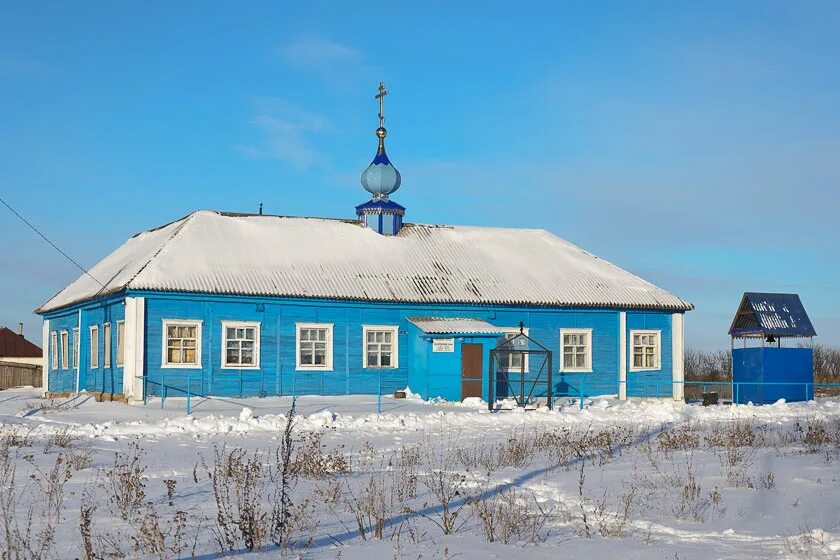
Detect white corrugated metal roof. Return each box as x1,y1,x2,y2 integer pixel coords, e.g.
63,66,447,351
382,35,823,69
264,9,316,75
407,317,508,334
37,210,693,313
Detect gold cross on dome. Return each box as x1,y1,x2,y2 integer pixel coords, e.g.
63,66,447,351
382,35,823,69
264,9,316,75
375,81,388,128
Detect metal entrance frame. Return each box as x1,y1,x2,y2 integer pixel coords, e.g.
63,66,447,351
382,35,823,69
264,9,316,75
488,323,553,411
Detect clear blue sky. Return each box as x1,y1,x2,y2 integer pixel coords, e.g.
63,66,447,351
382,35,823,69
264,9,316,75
1,1,838,349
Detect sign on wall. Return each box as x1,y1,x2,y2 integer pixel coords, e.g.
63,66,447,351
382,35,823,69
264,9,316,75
432,338,455,353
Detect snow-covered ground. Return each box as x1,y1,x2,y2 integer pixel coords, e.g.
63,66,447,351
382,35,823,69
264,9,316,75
1,387,839,559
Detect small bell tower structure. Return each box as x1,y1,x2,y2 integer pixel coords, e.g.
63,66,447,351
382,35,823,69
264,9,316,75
356,82,405,235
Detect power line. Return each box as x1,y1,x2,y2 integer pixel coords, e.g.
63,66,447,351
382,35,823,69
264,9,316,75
0,196,104,288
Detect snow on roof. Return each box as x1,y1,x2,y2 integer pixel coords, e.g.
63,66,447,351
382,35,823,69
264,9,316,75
407,318,508,335
37,210,693,313
729,292,816,338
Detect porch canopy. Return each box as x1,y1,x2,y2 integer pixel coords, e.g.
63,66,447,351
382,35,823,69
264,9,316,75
406,317,507,335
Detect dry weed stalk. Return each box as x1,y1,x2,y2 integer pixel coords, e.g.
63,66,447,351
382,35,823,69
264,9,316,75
203,402,312,555
106,439,147,523
0,450,71,559
470,487,554,544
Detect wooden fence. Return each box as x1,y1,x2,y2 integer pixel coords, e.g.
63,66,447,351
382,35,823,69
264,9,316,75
0,361,42,389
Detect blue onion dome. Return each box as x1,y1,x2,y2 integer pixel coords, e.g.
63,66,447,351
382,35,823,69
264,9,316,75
360,127,401,198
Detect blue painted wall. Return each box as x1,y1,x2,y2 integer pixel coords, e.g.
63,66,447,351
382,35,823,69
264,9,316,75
43,290,679,401
626,311,673,398
552,311,621,399
44,296,125,395
46,310,78,393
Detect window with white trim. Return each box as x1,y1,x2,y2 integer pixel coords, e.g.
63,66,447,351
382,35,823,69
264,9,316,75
116,321,125,367
560,329,592,372
162,320,202,367
630,330,661,371
296,323,333,370
72,328,79,370
222,321,260,368
89,325,99,369
50,332,58,370
500,328,529,372
363,326,398,368
60,331,69,370
103,323,111,368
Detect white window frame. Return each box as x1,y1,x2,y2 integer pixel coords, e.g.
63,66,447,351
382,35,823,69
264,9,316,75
161,319,203,369
50,332,58,371
221,321,261,369
60,331,69,370
89,325,99,369
103,322,111,368
560,328,593,372
72,327,79,370
500,328,530,372
295,323,333,371
362,325,399,369
116,321,125,367
629,329,661,372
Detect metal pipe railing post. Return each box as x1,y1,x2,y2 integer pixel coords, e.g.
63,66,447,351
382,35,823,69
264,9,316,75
579,377,585,411
187,373,192,416
143,376,148,406
547,353,553,410
161,371,166,410
377,372,382,415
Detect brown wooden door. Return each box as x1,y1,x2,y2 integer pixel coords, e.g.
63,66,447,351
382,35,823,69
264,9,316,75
461,343,483,400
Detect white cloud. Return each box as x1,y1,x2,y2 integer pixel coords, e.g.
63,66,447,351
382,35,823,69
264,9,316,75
235,98,332,169
277,36,361,68
276,35,376,90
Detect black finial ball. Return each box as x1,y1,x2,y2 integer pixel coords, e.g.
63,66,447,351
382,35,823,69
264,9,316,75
376,127,387,138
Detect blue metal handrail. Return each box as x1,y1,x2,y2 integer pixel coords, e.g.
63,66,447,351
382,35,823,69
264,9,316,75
136,368,409,416
133,371,840,417
136,373,204,415
287,369,406,415
550,373,840,411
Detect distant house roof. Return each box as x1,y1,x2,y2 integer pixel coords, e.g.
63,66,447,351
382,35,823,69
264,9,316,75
729,292,817,338
36,210,693,314
408,317,508,335
0,327,42,358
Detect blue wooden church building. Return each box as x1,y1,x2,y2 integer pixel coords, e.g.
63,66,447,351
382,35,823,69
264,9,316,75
36,84,693,405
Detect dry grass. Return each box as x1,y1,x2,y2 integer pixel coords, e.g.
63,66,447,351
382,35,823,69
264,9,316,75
0,450,71,559
0,410,834,556
290,431,350,479
470,487,555,544
43,427,76,454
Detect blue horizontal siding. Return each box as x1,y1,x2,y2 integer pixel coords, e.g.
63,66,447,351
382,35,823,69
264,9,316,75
626,312,672,398
139,294,674,400
45,291,678,401
80,300,125,395
46,311,78,393
44,295,127,395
